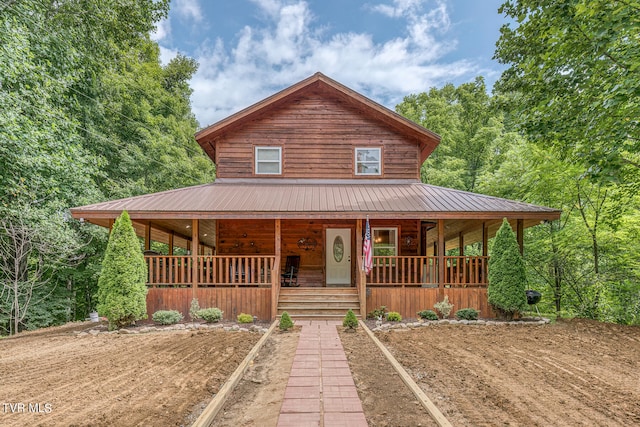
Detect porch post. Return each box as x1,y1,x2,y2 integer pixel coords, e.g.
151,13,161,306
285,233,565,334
191,219,199,298
144,224,151,251
272,219,281,320
168,232,174,256
437,219,445,300
458,232,464,256
482,222,488,257
517,219,524,255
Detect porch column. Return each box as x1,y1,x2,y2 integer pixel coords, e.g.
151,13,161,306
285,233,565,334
517,219,524,255
191,219,199,298
458,232,464,256
144,224,151,251
272,219,281,321
482,222,488,257
168,232,174,256
437,219,445,300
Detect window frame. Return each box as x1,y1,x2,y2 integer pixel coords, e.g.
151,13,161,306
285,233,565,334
354,147,382,176
372,227,398,265
254,146,282,175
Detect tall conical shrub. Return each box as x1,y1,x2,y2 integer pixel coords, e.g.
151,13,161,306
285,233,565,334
97,210,148,329
488,219,527,319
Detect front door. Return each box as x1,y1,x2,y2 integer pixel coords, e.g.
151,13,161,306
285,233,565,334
326,228,351,286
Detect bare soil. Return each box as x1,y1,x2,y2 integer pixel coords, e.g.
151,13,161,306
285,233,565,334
376,318,640,426
214,329,300,426
0,321,260,427
2,319,639,427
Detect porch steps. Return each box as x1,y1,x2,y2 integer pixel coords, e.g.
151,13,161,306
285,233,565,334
277,288,361,319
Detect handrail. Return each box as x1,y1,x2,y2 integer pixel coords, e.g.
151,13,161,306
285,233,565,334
368,256,488,287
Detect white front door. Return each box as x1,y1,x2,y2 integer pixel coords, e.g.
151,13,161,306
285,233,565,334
326,228,351,286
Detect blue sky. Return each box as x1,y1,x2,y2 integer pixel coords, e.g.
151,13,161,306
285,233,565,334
152,0,509,128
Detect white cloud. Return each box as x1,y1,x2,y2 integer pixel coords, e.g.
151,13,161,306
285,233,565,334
174,0,203,22
189,0,477,127
150,18,171,41
158,45,179,66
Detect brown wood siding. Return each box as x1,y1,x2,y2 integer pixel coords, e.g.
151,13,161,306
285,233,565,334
215,90,420,179
366,288,493,319
146,288,272,321
217,219,275,255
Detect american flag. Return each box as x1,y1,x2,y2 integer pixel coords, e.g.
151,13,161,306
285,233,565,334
363,217,372,274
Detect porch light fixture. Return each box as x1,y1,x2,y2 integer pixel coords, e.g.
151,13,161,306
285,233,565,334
297,237,317,251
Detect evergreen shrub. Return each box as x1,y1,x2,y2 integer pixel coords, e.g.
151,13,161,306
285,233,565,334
488,219,527,319
196,308,223,323
279,312,294,331
343,309,358,330
417,309,439,320
152,310,183,325
237,313,254,323
97,210,148,330
386,311,402,321
455,308,479,320
434,296,454,318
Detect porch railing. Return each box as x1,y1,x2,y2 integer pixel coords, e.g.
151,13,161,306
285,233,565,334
368,256,488,287
145,255,276,287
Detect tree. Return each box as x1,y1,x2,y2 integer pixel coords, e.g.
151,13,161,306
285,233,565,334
0,205,79,335
396,78,508,191
96,211,147,330
494,0,640,181
488,219,527,319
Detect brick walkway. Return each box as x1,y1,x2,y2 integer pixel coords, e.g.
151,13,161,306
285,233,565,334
276,320,368,427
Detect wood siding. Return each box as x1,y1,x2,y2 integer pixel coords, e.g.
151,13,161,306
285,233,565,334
146,288,272,321
366,288,494,319
215,90,420,180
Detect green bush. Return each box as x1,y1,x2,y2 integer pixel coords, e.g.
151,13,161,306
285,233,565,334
189,298,201,321
97,211,148,330
417,309,438,320
196,308,223,323
343,309,359,330
488,219,527,320
152,310,184,325
367,305,387,319
386,311,402,322
279,312,294,331
237,313,254,323
455,308,479,320
434,296,454,319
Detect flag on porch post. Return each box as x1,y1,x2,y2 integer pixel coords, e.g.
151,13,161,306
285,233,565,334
363,216,373,274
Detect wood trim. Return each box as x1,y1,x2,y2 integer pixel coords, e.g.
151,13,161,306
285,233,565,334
144,224,151,251
517,219,524,255
482,222,488,257
191,219,199,296
437,219,445,300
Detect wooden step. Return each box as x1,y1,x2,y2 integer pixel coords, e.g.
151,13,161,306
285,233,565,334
277,287,361,319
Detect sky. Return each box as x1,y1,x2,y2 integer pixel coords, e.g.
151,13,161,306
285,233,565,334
151,0,509,128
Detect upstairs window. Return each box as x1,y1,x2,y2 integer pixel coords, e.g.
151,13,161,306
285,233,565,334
355,148,381,175
255,147,282,175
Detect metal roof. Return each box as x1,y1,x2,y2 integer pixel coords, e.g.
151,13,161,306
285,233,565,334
70,180,561,221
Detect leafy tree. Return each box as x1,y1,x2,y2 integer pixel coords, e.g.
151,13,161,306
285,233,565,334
0,205,80,335
488,219,527,319
96,211,147,330
494,0,640,181
396,77,508,191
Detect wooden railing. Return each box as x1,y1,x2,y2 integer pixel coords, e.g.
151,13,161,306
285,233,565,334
368,256,438,286
147,256,192,287
444,256,488,287
146,255,276,287
367,256,488,287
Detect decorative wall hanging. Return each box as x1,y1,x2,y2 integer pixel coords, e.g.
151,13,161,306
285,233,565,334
297,237,317,251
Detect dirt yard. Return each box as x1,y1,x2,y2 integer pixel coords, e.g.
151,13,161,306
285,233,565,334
1,318,639,426
376,319,640,426
0,321,260,427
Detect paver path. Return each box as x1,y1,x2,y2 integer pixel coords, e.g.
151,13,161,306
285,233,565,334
276,320,368,427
